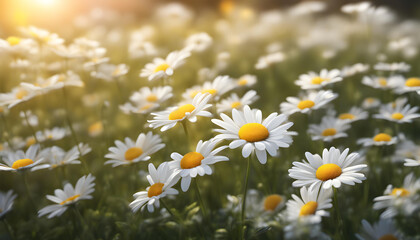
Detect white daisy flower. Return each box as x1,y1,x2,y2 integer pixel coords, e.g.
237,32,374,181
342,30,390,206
361,97,381,109
212,105,294,164
0,86,39,109
148,93,212,132
140,50,190,81
182,75,235,101
285,186,332,222
0,190,17,219
234,74,257,88
374,99,420,123
255,52,285,70
374,62,411,72
183,32,213,52
83,47,109,69
362,75,400,90
308,116,350,142
38,174,95,219
169,139,228,192
129,162,180,213
289,147,367,191
392,77,420,94
0,145,43,172
373,173,420,219
336,107,369,123
355,219,404,240
32,143,91,170
22,26,64,46
404,158,420,167
0,36,36,55
280,90,338,116
295,69,342,90
216,90,259,113
105,132,165,167
91,63,129,82
340,63,369,77
120,86,173,115
392,137,420,164
20,71,84,94
35,127,68,142
357,132,398,147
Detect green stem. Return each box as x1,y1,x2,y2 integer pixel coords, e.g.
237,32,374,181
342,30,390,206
2,219,16,240
194,178,208,218
333,187,343,240
240,155,251,239
73,205,94,239
161,199,181,223
22,171,37,212
181,120,192,150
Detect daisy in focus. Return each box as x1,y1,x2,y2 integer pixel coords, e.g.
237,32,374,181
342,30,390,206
216,90,259,113
280,90,338,116
129,163,180,213
169,139,228,192
105,132,165,167
373,98,420,123
212,105,294,164
295,69,342,90
148,93,212,131
289,147,367,190
140,50,191,81
308,116,350,142
0,145,43,172
38,174,95,219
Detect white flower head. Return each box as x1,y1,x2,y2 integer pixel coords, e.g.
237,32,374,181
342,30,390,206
355,219,404,240
280,90,338,116
0,190,17,219
295,69,342,90
374,99,420,124
336,107,369,123
216,90,259,113
357,132,398,147
308,116,350,142
0,145,43,172
140,50,190,81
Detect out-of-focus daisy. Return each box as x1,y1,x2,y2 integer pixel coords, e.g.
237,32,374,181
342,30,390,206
129,163,180,213
149,93,212,132
21,26,64,46
91,63,129,82
357,132,398,147
355,219,404,240
212,105,294,164
83,47,110,69
0,145,43,172
32,143,91,170
341,2,371,14
374,62,411,72
0,86,39,109
38,174,95,218
263,194,285,213
21,71,84,94
234,74,257,88
0,190,17,219
404,158,420,167
392,137,419,164
336,107,369,123
140,50,190,81
362,75,399,90
182,75,235,101
280,90,338,116
295,69,342,90
0,36,36,55
255,52,285,69
392,77,420,94
183,32,213,52
36,127,68,142
169,139,228,192
308,116,350,142
361,97,381,109
285,186,332,222
373,173,420,219
216,90,259,113
105,132,164,167
289,147,367,190
374,99,420,123
120,86,172,115
340,63,369,77
88,121,103,137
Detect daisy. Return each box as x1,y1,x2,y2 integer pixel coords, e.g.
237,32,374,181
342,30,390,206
0,36,36,55
129,162,180,213
361,97,381,109
182,75,235,101
35,127,68,142
285,186,332,222
289,147,367,190
0,86,39,109
91,63,129,82
120,86,172,115
308,116,350,142
140,50,190,81
295,69,342,90
234,74,257,88
357,132,398,147
355,219,404,240
38,174,95,218
263,194,285,213
212,105,294,164
0,145,43,172
83,47,110,69
374,62,411,72
183,32,213,52
169,139,229,191
216,90,259,113
255,52,285,70
148,93,212,132
404,158,420,167
105,132,165,167
0,190,17,219
340,63,369,77
374,99,420,123
280,90,338,116
341,2,371,14
336,107,369,123
392,137,420,164
373,173,420,219
22,26,64,46
362,75,399,90
32,143,91,170
393,77,420,94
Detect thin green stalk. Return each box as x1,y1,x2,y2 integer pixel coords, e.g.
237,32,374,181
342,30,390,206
181,120,192,150
240,155,251,239
2,219,16,240
194,178,208,218
22,171,37,213
73,205,94,239
333,187,343,240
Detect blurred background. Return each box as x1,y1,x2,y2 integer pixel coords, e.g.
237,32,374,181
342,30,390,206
1,0,420,35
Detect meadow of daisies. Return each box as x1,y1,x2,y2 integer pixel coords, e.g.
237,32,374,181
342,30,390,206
1,1,420,239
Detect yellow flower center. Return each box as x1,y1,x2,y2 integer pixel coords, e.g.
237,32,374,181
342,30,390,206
373,133,392,142
316,163,342,181
7,36,21,46
12,158,34,169
15,89,28,99
112,68,121,76
311,77,325,85
263,194,283,211
124,147,143,161
299,201,318,216
231,101,241,109
154,63,170,73
148,183,164,197
321,128,337,136
339,113,355,120
366,98,375,103
391,188,410,197
391,113,404,120
201,89,217,95
180,152,204,169
146,94,158,102
378,78,388,87
297,100,315,110
26,137,36,147
405,78,420,87
238,123,269,142
60,194,81,205
238,79,248,86
88,122,103,135
378,234,398,240
168,104,195,120
139,103,154,111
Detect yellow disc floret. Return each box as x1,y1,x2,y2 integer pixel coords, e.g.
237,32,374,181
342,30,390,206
148,183,164,197
299,201,318,216
297,100,315,110
338,113,355,120
169,104,195,120
373,133,392,142
231,101,241,109
180,152,204,169
391,113,404,120
391,188,410,197
238,123,269,142
7,36,21,46
154,63,170,73
12,158,34,169
316,163,342,181
405,78,420,87
124,147,143,161
60,194,81,205
146,94,158,102
311,77,325,85
264,194,283,211
321,128,337,137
